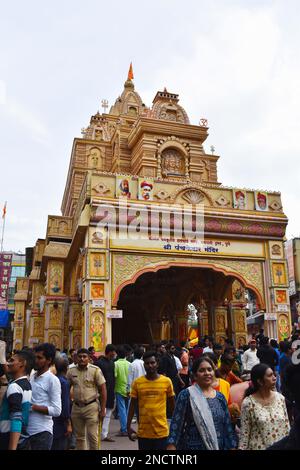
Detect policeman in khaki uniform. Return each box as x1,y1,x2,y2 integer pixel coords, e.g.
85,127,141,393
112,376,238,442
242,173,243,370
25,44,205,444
67,348,107,450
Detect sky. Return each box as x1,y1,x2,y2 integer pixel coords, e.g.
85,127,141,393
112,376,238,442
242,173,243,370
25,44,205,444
0,0,299,252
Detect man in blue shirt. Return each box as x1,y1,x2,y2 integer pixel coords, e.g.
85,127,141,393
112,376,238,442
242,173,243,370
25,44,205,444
51,355,72,450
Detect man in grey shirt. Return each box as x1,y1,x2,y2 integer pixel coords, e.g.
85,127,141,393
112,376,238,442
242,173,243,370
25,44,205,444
27,343,61,450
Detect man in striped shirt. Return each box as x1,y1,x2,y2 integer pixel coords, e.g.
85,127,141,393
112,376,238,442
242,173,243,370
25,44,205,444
0,350,34,450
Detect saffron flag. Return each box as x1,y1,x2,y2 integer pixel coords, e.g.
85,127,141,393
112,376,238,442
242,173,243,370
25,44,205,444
2,202,6,219
127,62,134,81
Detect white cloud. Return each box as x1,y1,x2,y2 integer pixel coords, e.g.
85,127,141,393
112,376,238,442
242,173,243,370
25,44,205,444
4,98,49,145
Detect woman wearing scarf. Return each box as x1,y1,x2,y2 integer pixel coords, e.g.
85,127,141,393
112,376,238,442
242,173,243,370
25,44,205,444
166,357,236,450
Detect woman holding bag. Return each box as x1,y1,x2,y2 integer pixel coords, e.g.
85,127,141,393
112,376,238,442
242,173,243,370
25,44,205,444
166,356,236,450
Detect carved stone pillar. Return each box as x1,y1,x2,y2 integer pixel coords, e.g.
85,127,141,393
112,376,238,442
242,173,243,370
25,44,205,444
13,301,26,350
230,280,248,347
69,301,83,349
45,300,65,349
29,311,45,347
200,309,209,337
214,306,228,344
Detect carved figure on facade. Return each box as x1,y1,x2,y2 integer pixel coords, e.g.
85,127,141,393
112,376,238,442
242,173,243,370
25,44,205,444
271,244,282,257
33,318,44,337
49,306,61,328
93,127,103,141
161,148,185,177
91,231,104,245
232,280,245,302
73,307,82,330
49,334,60,348
73,334,81,350
236,312,246,332
216,313,226,332
58,221,68,234
88,147,102,169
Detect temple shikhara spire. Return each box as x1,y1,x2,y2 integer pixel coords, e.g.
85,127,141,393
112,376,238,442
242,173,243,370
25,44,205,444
13,70,290,352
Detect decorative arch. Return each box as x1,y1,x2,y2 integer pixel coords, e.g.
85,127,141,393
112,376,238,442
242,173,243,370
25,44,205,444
113,258,264,308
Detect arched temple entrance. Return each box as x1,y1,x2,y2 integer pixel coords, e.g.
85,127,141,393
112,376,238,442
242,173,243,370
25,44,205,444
112,265,260,347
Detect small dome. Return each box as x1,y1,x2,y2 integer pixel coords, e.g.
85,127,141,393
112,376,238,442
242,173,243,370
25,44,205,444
109,79,145,117
150,89,190,124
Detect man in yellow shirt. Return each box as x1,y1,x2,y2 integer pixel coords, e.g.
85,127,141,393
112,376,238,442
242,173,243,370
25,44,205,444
127,351,175,450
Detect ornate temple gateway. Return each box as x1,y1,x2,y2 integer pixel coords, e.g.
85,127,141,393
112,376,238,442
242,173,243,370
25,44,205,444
13,68,291,351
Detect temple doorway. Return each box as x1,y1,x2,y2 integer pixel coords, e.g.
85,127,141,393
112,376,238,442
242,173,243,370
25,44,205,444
112,265,256,346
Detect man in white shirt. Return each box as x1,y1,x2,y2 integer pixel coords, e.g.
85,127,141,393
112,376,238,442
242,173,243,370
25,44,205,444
27,343,61,450
242,340,260,375
203,336,214,354
127,347,145,393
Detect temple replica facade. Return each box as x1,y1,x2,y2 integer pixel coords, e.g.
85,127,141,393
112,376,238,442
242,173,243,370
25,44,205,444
13,67,291,351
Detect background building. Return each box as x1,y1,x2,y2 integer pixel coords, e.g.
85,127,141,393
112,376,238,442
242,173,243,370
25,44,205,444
0,252,25,348
285,238,300,329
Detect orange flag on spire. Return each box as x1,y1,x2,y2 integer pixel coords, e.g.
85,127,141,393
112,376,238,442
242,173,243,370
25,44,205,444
127,62,134,81
2,202,6,219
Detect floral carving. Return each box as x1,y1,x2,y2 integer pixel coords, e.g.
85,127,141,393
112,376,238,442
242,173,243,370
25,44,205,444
269,200,282,211
154,190,171,201
215,195,230,207
205,219,222,231
92,182,111,196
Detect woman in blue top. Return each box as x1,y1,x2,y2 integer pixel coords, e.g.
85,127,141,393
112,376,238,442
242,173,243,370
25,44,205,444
167,356,236,450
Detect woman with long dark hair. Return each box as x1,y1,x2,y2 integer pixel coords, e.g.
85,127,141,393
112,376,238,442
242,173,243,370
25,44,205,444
239,363,290,450
166,356,236,450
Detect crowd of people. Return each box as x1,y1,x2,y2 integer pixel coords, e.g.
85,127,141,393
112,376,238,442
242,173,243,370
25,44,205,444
0,329,299,451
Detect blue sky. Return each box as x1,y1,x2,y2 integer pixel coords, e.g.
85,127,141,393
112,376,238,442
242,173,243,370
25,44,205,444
0,0,299,251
